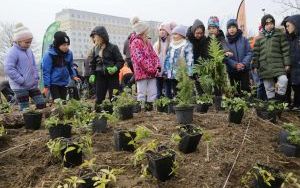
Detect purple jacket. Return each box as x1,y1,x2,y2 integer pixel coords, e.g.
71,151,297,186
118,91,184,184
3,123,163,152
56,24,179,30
4,43,39,90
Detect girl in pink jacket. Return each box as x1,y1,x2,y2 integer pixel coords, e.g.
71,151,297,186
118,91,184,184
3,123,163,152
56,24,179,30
129,17,161,111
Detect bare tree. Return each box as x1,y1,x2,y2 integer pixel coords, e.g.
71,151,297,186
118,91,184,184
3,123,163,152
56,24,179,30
0,22,41,77
274,0,300,13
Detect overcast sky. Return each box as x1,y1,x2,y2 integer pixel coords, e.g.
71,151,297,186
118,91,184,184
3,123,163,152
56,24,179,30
0,0,296,42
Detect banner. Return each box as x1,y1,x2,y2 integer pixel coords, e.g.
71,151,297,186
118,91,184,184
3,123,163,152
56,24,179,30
236,0,247,36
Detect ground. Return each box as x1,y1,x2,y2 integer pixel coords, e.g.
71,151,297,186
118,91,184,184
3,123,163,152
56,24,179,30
0,108,299,188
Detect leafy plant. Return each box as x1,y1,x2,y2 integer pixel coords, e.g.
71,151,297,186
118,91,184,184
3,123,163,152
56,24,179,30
0,124,6,137
0,102,12,114
196,94,213,105
281,172,300,188
175,58,195,107
44,115,72,129
154,97,171,108
282,123,300,145
57,176,86,188
112,88,135,119
132,140,157,166
170,133,182,144
194,36,228,95
222,97,248,112
127,126,152,149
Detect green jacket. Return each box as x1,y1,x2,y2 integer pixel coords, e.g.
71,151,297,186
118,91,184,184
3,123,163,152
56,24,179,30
252,29,290,79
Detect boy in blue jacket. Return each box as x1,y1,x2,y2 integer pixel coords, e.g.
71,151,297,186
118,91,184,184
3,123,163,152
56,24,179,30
42,31,80,100
225,19,253,95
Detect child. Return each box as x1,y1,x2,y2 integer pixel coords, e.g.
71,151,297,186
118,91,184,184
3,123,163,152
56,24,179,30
88,26,124,110
4,23,45,111
225,19,253,95
129,17,160,111
42,31,80,101
253,14,290,102
153,22,172,98
119,62,133,91
285,15,300,110
163,25,194,99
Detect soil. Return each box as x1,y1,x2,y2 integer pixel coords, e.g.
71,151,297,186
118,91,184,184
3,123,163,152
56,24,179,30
0,108,299,188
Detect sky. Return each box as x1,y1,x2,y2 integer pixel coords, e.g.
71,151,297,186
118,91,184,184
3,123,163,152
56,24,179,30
0,0,297,43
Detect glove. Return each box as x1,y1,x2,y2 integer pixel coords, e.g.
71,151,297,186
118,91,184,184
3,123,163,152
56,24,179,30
89,74,96,84
42,87,49,95
107,66,118,75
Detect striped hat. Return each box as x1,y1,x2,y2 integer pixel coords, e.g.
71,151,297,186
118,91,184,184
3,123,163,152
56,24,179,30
13,23,33,42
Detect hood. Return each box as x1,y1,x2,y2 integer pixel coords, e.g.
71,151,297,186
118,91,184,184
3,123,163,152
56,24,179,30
286,14,300,36
90,26,109,44
47,44,71,56
191,19,205,34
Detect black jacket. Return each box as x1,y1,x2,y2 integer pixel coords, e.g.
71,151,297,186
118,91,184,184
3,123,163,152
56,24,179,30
286,15,300,85
88,26,124,77
187,26,209,63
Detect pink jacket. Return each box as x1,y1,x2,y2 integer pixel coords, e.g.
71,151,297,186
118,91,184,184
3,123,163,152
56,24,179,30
129,33,160,81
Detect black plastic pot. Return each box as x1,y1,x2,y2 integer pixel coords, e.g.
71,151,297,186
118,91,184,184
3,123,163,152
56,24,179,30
114,129,136,152
132,103,141,113
157,105,168,113
102,105,114,114
146,146,175,182
23,112,42,130
195,103,210,113
49,124,72,139
256,108,276,123
279,130,289,144
174,106,194,124
178,124,202,154
78,171,96,188
61,144,83,168
253,164,284,188
228,109,244,124
117,105,133,120
91,118,107,133
279,143,300,157
214,96,223,111
167,103,176,114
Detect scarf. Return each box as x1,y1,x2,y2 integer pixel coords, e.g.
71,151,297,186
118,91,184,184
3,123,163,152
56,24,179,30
226,29,243,44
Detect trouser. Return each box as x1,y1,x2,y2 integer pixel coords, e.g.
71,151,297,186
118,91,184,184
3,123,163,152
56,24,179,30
292,85,300,107
165,79,178,99
126,58,134,73
136,78,157,102
156,77,165,99
263,75,288,99
252,72,267,101
229,71,251,95
286,73,292,104
14,88,46,111
50,85,67,100
67,87,80,100
95,73,119,105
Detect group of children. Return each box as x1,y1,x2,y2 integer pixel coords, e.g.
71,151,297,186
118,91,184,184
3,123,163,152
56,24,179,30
3,13,300,112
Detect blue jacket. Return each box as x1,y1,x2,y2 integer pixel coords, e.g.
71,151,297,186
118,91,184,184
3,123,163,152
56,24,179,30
163,40,194,79
225,31,253,74
4,43,39,90
42,45,75,87
286,15,300,85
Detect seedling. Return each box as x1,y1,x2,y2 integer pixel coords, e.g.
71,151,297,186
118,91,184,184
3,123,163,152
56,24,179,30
222,97,248,112
57,176,86,188
0,124,6,137
283,123,300,146
196,94,213,105
154,97,171,108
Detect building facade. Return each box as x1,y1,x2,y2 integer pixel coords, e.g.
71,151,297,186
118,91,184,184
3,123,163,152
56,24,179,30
55,9,160,60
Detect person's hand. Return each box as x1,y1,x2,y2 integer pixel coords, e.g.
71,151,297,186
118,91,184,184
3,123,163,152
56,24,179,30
285,66,290,72
236,63,245,71
252,68,257,74
107,66,118,75
73,76,81,82
225,51,234,57
89,74,96,84
42,87,49,95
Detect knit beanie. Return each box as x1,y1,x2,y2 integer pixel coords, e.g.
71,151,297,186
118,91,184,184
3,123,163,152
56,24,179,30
53,31,70,48
159,22,172,35
13,23,33,42
191,19,205,34
172,25,188,37
261,14,275,28
227,19,238,29
169,22,177,31
208,16,220,28
130,17,149,35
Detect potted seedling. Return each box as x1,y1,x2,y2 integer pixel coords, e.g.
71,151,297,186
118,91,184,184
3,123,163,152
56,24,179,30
176,124,203,154
194,37,229,112
255,100,277,124
241,164,285,188
112,89,135,120
145,145,176,182
222,97,248,124
154,97,171,113
22,107,43,130
174,58,195,124
91,111,117,133
195,94,213,113
47,135,92,168
45,115,72,139
279,123,300,157
99,99,114,114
